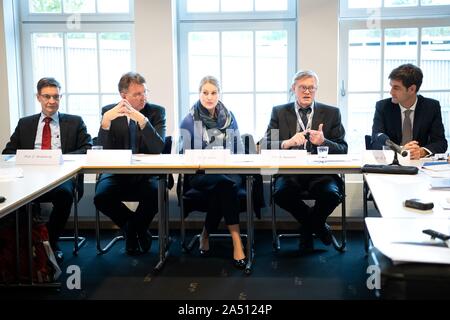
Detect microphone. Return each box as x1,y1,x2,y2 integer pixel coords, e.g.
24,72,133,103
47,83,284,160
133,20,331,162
375,133,408,157
304,132,310,141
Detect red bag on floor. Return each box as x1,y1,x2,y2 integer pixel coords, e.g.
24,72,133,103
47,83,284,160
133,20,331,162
0,222,57,283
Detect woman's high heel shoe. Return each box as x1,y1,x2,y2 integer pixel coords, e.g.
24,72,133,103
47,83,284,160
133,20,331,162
233,258,247,269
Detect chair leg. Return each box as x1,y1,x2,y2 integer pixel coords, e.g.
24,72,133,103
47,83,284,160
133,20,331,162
95,208,123,255
331,174,346,252
59,175,86,255
363,177,371,254
271,195,281,252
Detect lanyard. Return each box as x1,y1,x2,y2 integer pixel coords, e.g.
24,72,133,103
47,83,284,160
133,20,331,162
295,104,314,132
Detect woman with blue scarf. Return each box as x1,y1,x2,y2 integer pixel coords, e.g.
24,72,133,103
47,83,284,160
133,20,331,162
179,75,246,269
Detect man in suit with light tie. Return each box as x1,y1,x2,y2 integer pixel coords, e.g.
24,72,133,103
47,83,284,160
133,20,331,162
371,63,447,159
2,77,92,263
94,72,166,256
261,70,348,254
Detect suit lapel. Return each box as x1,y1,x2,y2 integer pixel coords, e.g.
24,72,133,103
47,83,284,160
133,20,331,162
284,103,298,137
28,115,40,148
59,113,68,153
393,103,402,143
311,102,323,131
412,96,423,140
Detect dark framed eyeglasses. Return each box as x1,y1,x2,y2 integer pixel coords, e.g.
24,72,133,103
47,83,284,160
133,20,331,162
40,94,62,101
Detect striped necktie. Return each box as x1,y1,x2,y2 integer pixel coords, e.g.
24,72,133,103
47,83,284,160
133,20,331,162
401,109,413,146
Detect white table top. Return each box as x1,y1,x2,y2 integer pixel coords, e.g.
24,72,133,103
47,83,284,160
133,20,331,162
365,171,450,219
0,157,82,218
366,217,450,265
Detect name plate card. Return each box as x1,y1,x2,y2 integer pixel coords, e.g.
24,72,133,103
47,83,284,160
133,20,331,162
184,149,231,165
16,149,63,165
260,149,307,163
86,149,132,165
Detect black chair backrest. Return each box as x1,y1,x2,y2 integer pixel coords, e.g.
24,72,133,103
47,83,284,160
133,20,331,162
365,135,373,150
163,136,172,154
163,136,174,189
241,134,256,154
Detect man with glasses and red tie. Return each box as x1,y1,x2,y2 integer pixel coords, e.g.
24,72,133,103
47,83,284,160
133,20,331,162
2,77,92,263
261,70,347,254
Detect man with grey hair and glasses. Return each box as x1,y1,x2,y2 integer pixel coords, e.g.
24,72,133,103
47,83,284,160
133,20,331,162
261,70,347,254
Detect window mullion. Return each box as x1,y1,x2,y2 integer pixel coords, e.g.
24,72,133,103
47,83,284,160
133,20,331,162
252,30,256,134
63,32,69,113
381,28,385,100
96,32,102,113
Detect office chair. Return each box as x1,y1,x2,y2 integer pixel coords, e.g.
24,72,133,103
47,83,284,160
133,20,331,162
270,174,347,253
177,134,264,273
95,136,173,254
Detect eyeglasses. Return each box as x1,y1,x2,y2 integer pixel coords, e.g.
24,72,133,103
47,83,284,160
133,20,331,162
127,89,149,99
298,85,317,93
40,94,62,101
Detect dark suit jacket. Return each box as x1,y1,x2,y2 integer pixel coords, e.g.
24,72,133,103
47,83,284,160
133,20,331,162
371,95,447,154
261,101,348,154
2,112,92,197
97,102,166,154
2,113,92,155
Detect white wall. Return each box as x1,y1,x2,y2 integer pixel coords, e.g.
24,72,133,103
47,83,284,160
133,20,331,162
298,0,339,106
134,0,177,138
0,1,12,150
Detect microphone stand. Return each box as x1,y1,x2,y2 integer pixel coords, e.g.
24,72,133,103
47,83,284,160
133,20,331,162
388,149,401,166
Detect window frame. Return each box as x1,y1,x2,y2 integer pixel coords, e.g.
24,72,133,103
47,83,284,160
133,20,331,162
340,0,450,19
339,16,450,152
20,2,135,137
21,0,134,22
178,0,296,21
177,1,297,139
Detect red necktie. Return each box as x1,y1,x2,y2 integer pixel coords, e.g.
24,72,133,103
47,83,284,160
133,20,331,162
41,117,52,150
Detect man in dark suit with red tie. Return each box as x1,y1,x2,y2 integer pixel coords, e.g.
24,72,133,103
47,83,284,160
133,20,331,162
94,72,166,256
371,64,447,159
2,77,92,262
261,70,348,254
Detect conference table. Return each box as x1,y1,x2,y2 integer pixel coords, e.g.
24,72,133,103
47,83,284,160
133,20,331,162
0,155,82,286
362,151,450,298
1,152,364,280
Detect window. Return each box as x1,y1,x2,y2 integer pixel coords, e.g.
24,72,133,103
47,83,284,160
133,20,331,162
21,0,134,137
177,0,296,141
339,2,450,152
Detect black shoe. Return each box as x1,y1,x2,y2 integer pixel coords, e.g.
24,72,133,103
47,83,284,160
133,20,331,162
315,223,333,246
233,258,247,270
299,226,314,254
137,230,152,253
124,223,139,256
